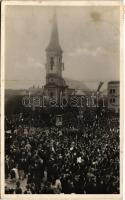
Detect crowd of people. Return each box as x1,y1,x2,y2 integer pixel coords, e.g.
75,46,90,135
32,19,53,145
5,108,119,194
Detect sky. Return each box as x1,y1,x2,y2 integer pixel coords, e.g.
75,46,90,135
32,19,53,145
5,5,120,90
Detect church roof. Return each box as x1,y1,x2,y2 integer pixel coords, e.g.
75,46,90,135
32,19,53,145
46,11,62,52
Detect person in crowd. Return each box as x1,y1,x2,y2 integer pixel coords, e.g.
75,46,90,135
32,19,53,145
24,184,32,194
5,108,119,194
15,181,22,194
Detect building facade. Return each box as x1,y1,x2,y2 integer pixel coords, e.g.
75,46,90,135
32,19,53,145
108,81,120,113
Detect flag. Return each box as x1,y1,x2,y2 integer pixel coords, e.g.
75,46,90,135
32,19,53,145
97,81,104,92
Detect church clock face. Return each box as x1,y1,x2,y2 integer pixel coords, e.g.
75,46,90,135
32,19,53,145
49,78,54,84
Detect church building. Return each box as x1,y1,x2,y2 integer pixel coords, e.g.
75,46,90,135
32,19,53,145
43,11,73,101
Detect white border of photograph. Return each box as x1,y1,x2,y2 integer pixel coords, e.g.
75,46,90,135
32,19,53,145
1,1,124,200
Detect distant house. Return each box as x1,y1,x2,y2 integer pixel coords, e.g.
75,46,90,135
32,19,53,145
107,81,120,113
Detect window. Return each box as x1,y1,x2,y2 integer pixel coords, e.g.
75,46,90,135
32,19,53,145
110,98,112,103
110,98,115,103
50,57,54,71
113,89,115,94
110,89,112,94
110,88,115,94
59,57,61,63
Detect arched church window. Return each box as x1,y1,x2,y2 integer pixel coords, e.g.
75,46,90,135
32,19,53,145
50,57,54,71
59,57,61,63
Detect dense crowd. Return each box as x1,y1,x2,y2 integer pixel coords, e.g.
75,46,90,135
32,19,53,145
5,109,119,194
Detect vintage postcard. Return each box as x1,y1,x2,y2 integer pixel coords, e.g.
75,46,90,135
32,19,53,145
1,0,124,200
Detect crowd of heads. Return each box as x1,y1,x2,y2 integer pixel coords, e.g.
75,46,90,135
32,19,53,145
5,108,119,194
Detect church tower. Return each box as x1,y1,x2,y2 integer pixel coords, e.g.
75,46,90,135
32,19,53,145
44,10,68,99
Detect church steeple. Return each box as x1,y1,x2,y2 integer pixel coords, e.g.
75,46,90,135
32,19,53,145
44,9,67,99
46,10,62,52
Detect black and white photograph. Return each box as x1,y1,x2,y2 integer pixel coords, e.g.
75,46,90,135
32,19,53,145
1,1,124,198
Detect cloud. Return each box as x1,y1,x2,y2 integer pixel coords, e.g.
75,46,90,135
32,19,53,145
68,46,106,57
5,6,120,89
27,57,44,69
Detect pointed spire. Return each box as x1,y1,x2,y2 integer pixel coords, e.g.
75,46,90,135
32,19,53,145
46,9,62,52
